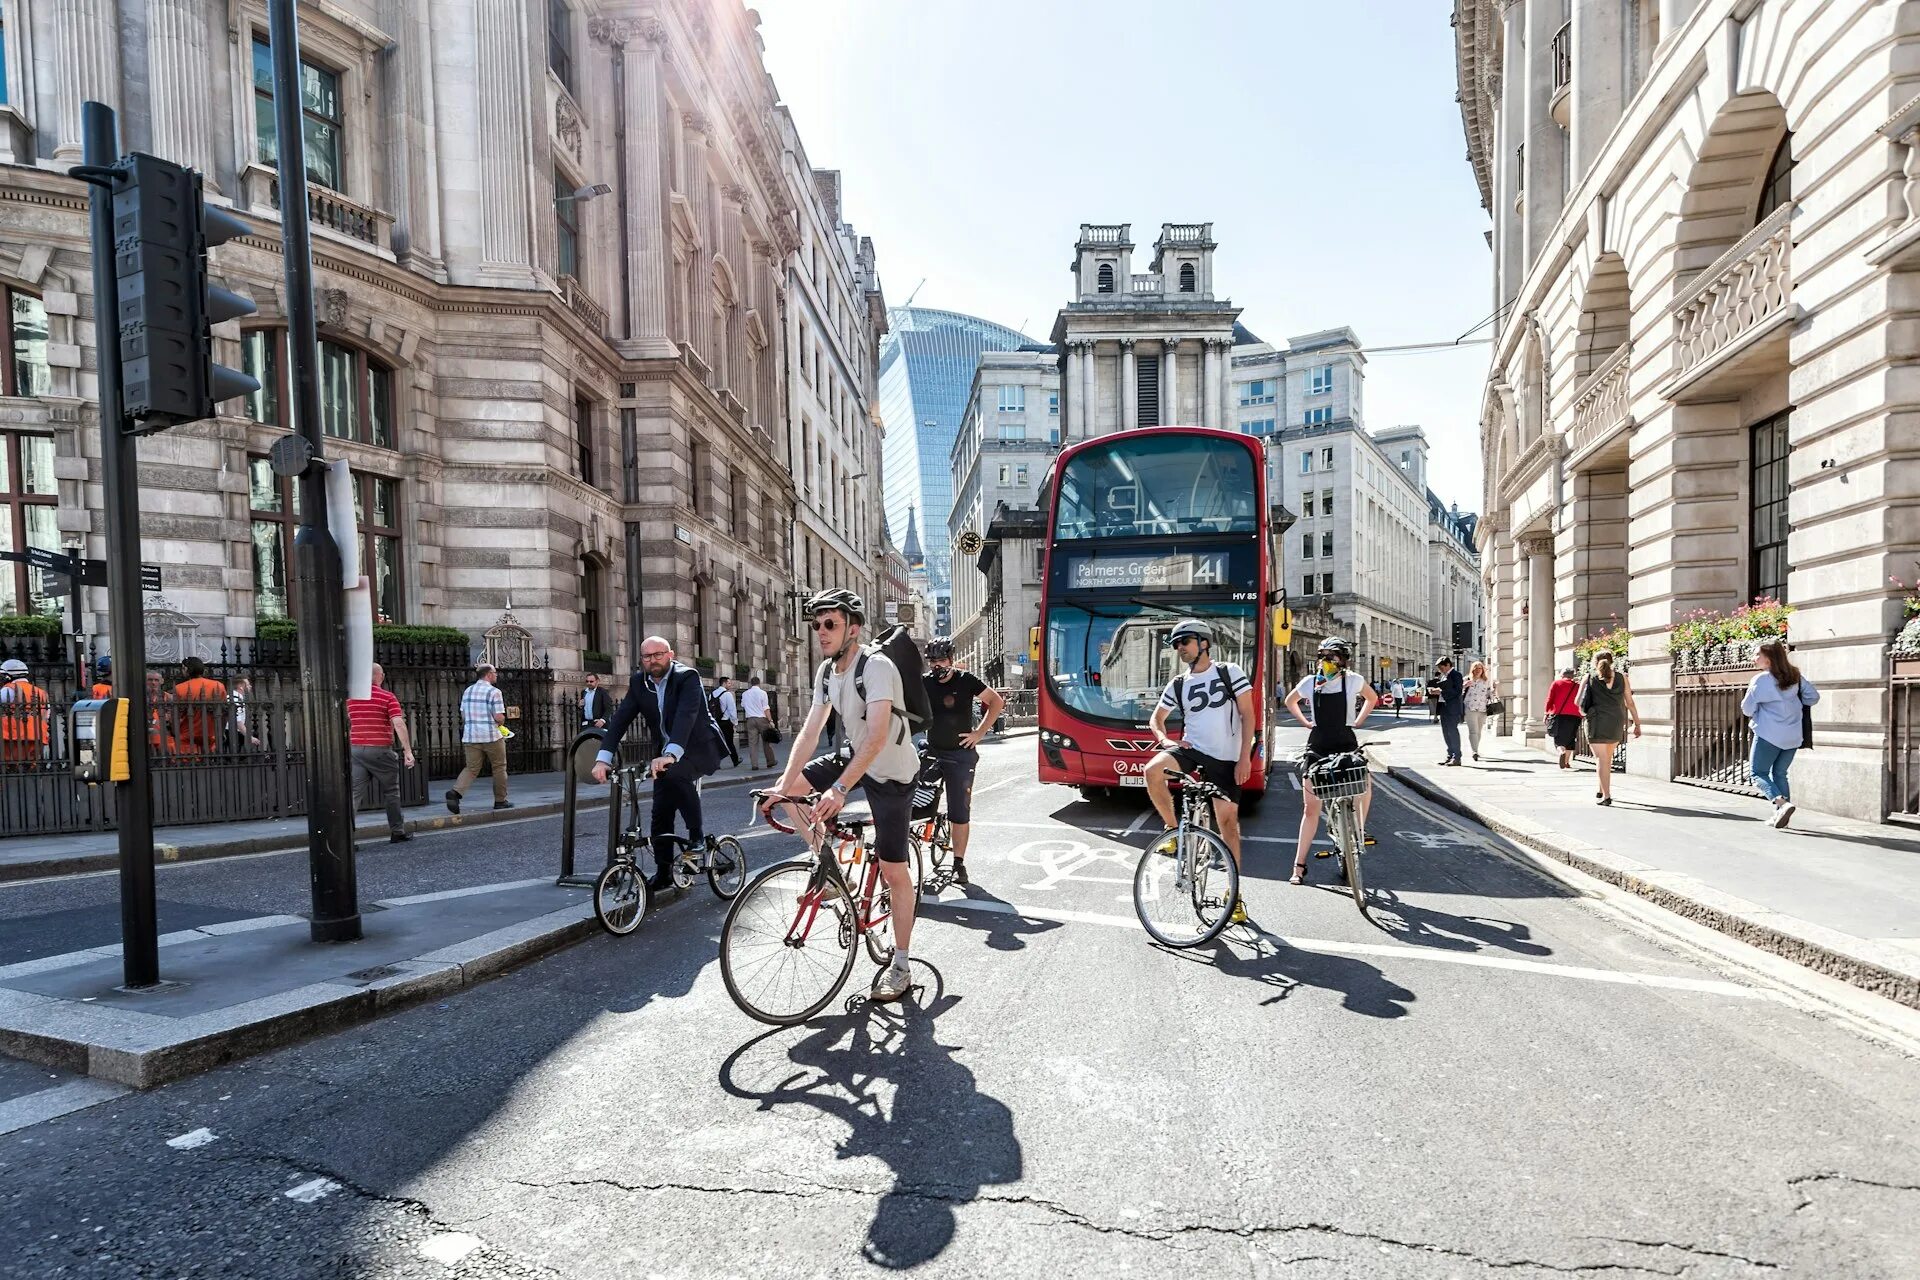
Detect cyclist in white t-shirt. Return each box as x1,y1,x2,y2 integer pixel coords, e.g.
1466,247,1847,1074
1282,636,1382,885
1144,619,1255,923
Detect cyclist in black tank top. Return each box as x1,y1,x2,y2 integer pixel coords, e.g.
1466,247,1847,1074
1282,637,1382,886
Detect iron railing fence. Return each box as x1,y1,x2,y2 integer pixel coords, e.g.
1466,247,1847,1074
0,669,570,836
1891,658,1920,818
1672,667,1759,796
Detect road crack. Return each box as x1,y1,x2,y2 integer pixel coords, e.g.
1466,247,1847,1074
508,1173,1739,1274
1787,1170,1920,1211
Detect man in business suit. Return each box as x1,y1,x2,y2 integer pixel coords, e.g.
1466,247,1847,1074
591,636,726,888
1434,657,1466,766
579,672,611,730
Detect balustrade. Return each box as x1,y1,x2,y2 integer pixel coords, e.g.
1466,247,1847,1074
1671,205,1794,384
1569,345,1630,461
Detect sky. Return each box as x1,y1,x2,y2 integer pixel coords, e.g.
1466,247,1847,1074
752,0,1495,509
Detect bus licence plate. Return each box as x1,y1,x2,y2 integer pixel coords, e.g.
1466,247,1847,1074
1118,774,1147,787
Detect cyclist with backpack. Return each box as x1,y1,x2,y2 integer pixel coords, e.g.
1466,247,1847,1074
920,638,1005,886
1144,619,1255,924
764,589,930,1003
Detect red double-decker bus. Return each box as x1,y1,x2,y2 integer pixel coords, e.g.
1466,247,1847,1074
1036,426,1281,805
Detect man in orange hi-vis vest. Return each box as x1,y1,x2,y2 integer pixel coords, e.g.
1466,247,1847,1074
171,656,229,759
0,658,49,764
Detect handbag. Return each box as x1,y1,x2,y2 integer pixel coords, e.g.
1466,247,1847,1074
1577,677,1595,713
1486,694,1505,717
764,724,783,745
1799,682,1814,750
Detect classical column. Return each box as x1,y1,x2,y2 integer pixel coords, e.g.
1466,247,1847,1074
1522,533,1555,738
683,111,715,365
53,0,121,163
1081,339,1097,435
592,18,676,354
1162,340,1179,426
1202,339,1219,429
147,0,213,178
1064,342,1083,438
385,0,445,278
1120,339,1138,432
476,0,535,280
1571,0,1626,176
1220,338,1236,428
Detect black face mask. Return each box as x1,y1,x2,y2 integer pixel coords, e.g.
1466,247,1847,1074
935,667,954,681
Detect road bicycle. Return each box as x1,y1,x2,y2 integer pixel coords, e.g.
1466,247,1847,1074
592,763,749,936
1300,740,1387,916
1132,770,1241,948
718,789,908,1025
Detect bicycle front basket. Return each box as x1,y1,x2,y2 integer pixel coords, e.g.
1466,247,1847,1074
1305,755,1370,799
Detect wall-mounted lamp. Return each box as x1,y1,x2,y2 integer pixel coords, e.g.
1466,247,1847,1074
556,182,614,205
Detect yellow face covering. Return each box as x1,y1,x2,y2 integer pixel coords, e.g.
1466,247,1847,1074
1320,659,1340,676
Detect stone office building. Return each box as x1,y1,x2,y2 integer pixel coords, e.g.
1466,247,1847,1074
1456,0,1920,819
0,0,866,704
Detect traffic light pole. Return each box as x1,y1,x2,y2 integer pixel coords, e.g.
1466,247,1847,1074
270,0,360,943
80,101,160,989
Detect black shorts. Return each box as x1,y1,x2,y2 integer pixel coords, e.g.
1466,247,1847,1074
801,753,913,863
1166,745,1241,804
926,747,979,823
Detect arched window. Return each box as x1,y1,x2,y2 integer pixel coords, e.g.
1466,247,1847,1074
241,328,396,448
1096,263,1115,293
1178,263,1196,293
1755,133,1793,225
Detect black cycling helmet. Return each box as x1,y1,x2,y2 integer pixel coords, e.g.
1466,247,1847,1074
1317,636,1353,659
925,637,955,661
1165,619,1214,646
803,588,866,625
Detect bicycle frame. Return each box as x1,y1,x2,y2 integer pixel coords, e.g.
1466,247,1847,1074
778,812,891,949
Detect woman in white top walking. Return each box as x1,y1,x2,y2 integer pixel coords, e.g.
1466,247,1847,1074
1461,661,1495,761
1740,639,1820,828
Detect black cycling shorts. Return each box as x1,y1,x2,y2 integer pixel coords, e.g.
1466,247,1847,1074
1166,745,1241,805
925,747,979,824
801,753,913,864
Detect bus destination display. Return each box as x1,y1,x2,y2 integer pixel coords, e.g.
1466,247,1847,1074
1061,549,1234,591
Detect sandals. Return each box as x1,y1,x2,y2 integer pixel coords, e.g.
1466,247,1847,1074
1290,860,1308,885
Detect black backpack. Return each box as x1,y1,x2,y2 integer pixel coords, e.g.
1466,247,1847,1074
815,625,933,743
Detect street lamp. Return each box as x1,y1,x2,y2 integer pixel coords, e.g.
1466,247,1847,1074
555,182,613,204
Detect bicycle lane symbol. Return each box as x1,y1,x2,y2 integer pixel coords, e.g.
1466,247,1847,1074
1004,838,1136,897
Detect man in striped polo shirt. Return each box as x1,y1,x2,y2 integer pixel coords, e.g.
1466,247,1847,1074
348,663,417,843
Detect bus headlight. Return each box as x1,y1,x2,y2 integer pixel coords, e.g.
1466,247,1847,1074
1039,730,1078,751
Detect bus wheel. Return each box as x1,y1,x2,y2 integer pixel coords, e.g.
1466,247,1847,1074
1078,785,1109,805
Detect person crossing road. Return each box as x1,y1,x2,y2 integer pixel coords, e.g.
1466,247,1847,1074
919,639,1005,886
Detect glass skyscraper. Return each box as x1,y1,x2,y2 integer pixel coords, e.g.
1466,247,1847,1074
877,308,1038,634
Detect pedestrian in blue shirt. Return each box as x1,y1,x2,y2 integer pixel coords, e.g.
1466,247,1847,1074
1741,639,1819,829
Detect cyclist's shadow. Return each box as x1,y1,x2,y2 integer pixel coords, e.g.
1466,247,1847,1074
1199,930,1417,1019
1362,890,1552,955
916,885,1065,952
717,969,1020,1270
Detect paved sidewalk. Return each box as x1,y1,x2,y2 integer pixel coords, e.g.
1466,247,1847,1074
1383,740,1920,1009
0,761,784,883
0,875,616,1090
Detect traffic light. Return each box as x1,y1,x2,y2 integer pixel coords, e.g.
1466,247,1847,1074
111,153,258,432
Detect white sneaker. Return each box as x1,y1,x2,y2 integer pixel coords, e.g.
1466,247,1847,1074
1773,802,1796,829
870,963,912,1003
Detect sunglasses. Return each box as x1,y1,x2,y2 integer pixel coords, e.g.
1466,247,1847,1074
640,651,669,660
809,618,842,633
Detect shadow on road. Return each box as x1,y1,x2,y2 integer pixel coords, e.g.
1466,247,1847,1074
1360,889,1552,955
1149,933,1416,1019
719,965,1018,1270
916,885,1066,952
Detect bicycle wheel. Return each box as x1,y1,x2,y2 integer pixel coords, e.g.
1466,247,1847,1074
1328,803,1367,912
1133,826,1238,949
720,859,857,1025
593,859,649,936
706,835,748,900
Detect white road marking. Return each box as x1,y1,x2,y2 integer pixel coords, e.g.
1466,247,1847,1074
376,878,551,907
969,775,1022,798
1287,773,1302,790
419,1232,485,1265
1123,811,1153,835
921,896,1019,915
0,1079,128,1137
167,1127,217,1149
283,1177,340,1203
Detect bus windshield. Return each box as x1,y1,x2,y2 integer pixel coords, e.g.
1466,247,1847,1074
1046,600,1257,729
1052,433,1259,541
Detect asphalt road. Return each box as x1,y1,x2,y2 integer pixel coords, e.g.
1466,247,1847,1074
4,720,1918,1278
